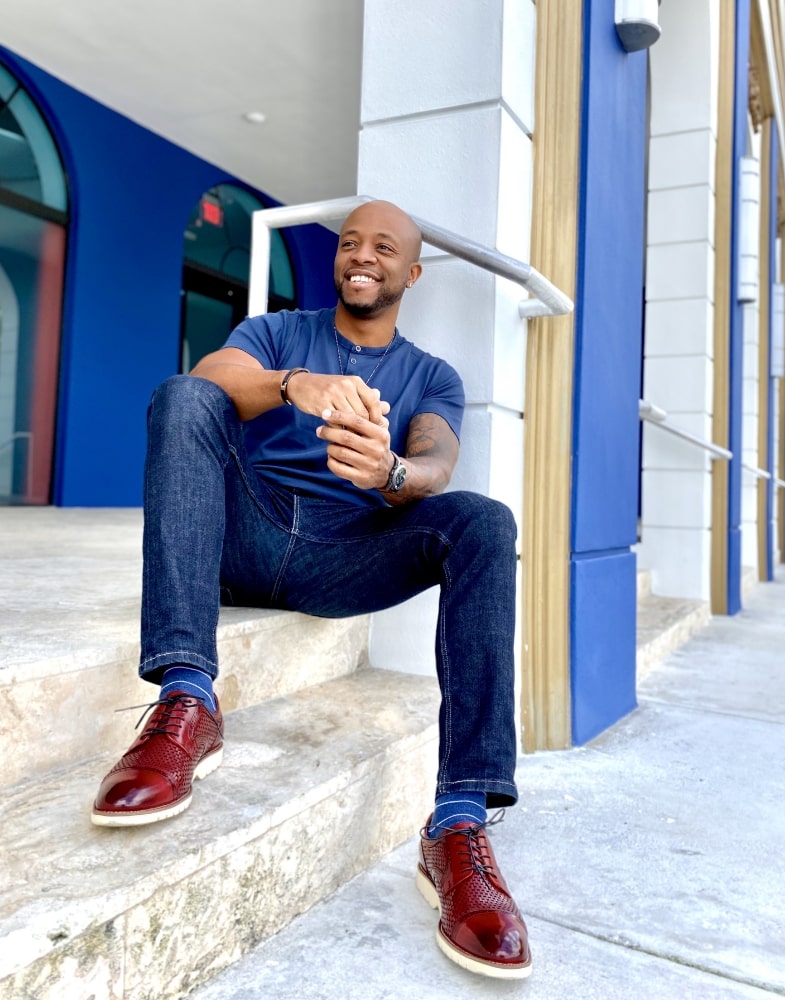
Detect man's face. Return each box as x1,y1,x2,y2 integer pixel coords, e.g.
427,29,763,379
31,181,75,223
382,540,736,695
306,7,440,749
333,203,421,318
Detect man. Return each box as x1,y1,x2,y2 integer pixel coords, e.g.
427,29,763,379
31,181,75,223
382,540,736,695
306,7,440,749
92,200,532,979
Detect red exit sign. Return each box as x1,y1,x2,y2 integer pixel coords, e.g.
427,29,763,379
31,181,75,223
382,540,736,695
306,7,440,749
201,199,223,227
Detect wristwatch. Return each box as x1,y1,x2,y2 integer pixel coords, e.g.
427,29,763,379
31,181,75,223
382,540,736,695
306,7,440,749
383,452,407,493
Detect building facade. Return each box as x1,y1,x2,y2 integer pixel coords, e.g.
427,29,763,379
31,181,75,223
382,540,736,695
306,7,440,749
1,0,783,752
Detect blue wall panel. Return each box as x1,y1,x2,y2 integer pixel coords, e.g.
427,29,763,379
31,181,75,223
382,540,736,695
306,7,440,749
726,0,751,613
571,551,637,745
0,48,337,507
569,0,647,743
572,5,647,554
764,123,779,581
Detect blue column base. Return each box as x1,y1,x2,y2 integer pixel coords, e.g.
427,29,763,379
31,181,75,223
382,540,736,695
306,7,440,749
570,549,638,745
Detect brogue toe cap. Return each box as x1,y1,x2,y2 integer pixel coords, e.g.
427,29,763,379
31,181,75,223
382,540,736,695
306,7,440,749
94,768,176,813
453,911,531,966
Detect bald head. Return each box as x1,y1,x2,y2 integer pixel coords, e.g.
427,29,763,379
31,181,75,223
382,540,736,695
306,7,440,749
333,199,424,322
340,200,422,265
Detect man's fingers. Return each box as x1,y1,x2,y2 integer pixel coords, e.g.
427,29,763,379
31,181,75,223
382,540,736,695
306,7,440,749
320,408,379,433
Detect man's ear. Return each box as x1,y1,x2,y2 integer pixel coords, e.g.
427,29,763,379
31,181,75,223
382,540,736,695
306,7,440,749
406,263,423,288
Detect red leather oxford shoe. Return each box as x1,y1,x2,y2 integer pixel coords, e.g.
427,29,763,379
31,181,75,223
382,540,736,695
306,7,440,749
417,818,532,979
92,692,223,827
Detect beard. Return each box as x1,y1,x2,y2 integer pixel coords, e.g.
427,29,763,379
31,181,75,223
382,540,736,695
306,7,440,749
334,276,406,317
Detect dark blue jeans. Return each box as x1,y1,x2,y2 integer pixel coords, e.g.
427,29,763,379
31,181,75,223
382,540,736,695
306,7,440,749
140,375,518,806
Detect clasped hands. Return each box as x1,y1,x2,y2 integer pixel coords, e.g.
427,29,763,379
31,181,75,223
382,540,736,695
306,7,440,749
286,372,394,491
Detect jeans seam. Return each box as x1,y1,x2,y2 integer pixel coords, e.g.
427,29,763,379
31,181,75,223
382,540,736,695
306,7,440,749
270,493,300,603
139,650,219,670
228,446,288,532
437,560,453,789
294,524,454,547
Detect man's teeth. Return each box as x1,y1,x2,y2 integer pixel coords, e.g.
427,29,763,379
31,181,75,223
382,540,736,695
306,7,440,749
349,275,376,283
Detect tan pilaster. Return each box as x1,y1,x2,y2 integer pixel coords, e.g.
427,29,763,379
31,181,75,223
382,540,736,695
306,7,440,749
710,0,737,615
758,119,773,578
521,1,582,751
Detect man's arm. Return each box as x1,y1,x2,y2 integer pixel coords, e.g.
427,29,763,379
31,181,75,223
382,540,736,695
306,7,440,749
383,411,459,505
191,347,387,424
316,409,459,504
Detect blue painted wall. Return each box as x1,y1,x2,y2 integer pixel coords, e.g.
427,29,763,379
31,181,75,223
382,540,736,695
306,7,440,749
726,0,751,613
764,123,779,581
0,48,338,507
569,0,647,744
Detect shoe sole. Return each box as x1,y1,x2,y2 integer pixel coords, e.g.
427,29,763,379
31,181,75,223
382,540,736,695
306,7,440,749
415,864,533,980
90,746,223,828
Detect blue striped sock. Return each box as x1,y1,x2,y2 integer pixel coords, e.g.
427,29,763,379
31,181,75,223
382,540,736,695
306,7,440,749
428,791,486,838
160,666,216,712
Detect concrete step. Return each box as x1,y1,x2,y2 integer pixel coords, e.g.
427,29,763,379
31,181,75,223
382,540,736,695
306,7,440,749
0,667,440,1000
636,592,711,680
0,507,369,788
636,567,652,600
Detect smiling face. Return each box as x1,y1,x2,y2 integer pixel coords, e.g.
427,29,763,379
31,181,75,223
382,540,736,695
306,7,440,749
333,201,422,319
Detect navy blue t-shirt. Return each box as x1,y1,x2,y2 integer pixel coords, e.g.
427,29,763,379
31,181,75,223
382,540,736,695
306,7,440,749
225,308,465,507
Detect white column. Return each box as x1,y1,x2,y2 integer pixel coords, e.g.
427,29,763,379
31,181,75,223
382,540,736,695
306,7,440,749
738,147,760,576
359,0,535,673
639,0,720,601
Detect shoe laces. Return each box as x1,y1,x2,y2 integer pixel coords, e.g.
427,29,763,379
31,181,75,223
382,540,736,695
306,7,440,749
115,693,222,741
423,809,506,879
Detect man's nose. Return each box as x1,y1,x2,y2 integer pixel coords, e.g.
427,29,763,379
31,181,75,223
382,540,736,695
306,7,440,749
351,242,377,263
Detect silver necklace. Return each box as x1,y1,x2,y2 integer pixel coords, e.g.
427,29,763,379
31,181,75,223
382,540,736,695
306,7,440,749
333,323,397,386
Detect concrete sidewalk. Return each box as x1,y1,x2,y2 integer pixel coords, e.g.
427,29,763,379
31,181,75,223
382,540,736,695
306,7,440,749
190,573,785,1000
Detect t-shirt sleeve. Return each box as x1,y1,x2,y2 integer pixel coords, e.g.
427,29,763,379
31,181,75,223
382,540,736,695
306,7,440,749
414,358,465,442
224,312,290,369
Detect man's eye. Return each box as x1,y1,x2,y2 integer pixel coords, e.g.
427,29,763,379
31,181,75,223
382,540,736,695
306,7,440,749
378,244,393,252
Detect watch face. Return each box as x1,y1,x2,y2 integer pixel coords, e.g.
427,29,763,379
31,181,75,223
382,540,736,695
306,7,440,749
391,462,407,492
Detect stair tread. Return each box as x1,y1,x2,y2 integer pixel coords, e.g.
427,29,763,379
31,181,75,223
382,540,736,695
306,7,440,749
0,509,371,788
636,592,709,636
0,667,439,982
636,592,711,680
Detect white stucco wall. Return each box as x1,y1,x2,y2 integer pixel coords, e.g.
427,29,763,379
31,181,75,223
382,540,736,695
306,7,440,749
639,0,720,601
359,0,535,675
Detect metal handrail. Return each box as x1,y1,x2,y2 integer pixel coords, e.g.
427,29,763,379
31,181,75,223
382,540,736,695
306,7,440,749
249,195,574,319
742,463,772,480
639,400,732,460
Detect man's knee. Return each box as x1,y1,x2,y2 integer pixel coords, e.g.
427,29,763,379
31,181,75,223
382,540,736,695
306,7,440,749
435,491,518,548
149,375,232,428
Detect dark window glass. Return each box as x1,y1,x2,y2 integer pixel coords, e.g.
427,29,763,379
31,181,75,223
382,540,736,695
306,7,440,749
181,184,296,370
0,64,67,505
0,202,65,502
0,65,67,212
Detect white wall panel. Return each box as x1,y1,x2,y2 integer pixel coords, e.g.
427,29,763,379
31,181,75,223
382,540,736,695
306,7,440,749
647,241,714,301
359,106,503,252
648,185,714,245
361,0,505,123
637,526,712,600
649,130,717,192
644,298,715,358
642,469,713,528
501,0,536,133
644,355,713,414
642,417,714,472
641,0,720,601
649,0,719,137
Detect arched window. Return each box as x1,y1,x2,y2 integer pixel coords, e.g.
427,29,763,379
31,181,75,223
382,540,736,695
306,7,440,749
0,63,68,504
181,184,296,371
